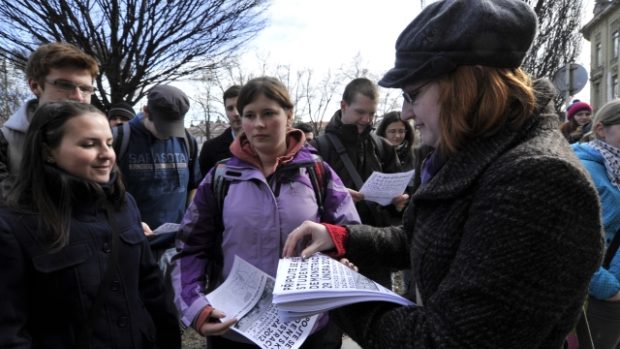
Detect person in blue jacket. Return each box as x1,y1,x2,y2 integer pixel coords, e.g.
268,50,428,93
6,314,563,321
0,101,180,348
573,98,620,349
172,76,360,349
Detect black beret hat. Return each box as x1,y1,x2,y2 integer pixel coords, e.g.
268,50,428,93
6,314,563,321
379,0,538,88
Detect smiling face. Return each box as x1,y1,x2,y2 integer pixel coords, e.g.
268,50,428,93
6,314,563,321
241,93,292,158
573,110,592,126
401,81,441,148
48,113,115,183
385,120,408,146
340,93,377,134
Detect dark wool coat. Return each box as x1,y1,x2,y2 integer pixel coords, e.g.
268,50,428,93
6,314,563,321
0,188,180,348
332,81,604,349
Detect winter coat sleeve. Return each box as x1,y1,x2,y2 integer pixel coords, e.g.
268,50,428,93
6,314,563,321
590,264,620,299
170,171,220,327
332,156,603,349
0,216,31,348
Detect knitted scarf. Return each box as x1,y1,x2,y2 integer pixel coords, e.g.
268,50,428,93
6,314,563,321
591,139,620,189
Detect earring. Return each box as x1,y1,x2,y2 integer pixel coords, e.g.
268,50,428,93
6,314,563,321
46,157,54,163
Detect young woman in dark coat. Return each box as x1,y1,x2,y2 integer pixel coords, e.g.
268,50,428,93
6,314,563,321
283,1,603,348
0,101,180,348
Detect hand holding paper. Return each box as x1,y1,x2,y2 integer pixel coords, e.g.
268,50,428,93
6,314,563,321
359,170,414,206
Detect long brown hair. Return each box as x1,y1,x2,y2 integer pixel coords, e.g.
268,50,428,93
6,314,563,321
434,66,536,155
6,101,125,250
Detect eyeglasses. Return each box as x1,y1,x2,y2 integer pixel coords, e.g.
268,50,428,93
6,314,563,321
45,79,97,95
402,81,431,104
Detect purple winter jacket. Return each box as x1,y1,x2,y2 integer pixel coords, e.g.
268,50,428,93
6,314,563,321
171,145,360,328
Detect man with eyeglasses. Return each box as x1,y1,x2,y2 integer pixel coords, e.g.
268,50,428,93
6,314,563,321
0,42,98,186
311,77,406,288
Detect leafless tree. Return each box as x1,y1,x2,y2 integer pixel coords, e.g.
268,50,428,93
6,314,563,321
0,59,30,123
189,58,248,140
0,0,269,110
521,0,585,109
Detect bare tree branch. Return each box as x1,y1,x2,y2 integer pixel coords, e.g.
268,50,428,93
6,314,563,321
0,0,270,110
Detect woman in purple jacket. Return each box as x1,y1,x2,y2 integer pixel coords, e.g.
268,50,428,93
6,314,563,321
171,76,360,348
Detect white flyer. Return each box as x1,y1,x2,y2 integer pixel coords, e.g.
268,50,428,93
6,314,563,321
359,170,414,206
206,255,318,349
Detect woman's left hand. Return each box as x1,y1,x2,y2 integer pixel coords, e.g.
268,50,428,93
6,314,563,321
283,221,335,258
392,194,410,211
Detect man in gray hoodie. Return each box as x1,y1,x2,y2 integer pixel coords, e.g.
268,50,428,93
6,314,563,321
0,42,99,184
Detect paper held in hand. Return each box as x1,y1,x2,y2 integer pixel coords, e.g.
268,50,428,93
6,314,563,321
273,254,415,321
359,170,414,206
206,255,318,349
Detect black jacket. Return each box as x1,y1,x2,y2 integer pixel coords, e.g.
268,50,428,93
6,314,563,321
198,127,234,175
312,111,401,227
0,188,180,348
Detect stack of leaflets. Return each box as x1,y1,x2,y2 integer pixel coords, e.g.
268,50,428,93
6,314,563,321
273,253,414,321
206,256,318,349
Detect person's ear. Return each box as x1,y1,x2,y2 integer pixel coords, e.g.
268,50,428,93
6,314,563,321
286,109,294,127
28,79,43,98
594,122,606,140
42,144,55,164
340,100,347,111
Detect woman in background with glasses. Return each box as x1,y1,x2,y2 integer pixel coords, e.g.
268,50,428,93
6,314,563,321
376,111,415,171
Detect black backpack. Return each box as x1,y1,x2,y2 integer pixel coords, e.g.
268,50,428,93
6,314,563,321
211,154,329,217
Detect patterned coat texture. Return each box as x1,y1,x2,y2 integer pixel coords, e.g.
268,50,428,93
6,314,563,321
332,80,604,349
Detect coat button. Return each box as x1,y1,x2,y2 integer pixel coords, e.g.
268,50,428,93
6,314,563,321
102,242,111,253
110,280,120,292
117,315,128,328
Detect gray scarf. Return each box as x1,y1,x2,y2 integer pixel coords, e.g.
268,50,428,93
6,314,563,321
591,139,620,190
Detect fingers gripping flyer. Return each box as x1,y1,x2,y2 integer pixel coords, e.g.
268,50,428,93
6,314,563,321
359,170,414,206
206,255,318,349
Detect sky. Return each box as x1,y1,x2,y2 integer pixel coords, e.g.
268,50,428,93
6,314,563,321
233,0,597,115
239,0,422,76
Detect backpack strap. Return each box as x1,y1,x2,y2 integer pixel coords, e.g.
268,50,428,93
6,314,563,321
211,158,231,213
183,129,199,181
304,154,328,218
112,122,131,162
370,133,387,167
201,158,231,292
324,133,364,190
604,228,620,269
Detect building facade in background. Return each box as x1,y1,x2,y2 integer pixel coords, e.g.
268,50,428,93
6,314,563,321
582,0,620,110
